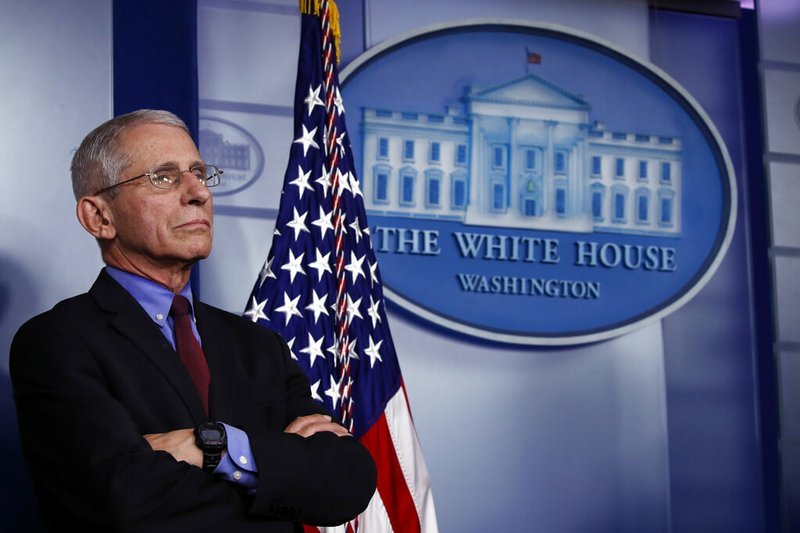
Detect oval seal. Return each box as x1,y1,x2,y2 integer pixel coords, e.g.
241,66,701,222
340,20,737,345
199,116,265,197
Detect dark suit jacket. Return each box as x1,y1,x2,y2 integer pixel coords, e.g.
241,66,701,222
10,270,376,532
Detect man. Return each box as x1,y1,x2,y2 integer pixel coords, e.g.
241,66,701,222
10,109,376,532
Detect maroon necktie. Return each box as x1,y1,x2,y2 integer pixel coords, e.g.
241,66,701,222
170,295,210,415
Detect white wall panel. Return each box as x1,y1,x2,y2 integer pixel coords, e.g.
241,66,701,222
775,255,800,342
0,0,112,373
769,162,800,248
763,69,800,156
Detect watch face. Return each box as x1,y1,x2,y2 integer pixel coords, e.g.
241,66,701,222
199,427,222,440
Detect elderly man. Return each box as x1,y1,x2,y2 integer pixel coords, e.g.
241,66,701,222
10,109,376,532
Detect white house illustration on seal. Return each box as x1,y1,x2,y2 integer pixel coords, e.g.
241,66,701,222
361,72,682,236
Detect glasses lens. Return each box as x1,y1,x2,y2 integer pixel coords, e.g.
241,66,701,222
150,168,180,188
198,165,221,187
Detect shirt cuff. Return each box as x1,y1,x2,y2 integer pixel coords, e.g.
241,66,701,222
213,423,258,492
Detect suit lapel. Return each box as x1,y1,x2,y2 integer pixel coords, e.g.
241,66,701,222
195,303,236,422
90,270,207,424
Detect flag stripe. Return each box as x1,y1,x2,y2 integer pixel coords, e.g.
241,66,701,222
385,386,438,532
360,411,422,533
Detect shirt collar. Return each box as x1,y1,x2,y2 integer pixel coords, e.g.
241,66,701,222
105,266,195,327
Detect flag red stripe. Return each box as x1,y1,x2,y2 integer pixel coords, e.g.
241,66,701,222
360,413,422,533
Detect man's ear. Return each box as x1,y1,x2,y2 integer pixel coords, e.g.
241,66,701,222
76,195,117,240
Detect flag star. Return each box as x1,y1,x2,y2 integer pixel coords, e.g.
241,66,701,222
326,340,338,361
244,296,269,323
315,164,332,197
345,251,366,284
367,296,382,328
336,169,351,196
303,84,324,116
368,260,379,288
293,124,319,157
325,374,343,409
349,217,363,244
307,247,332,281
337,212,348,236
310,379,323,402
334,86,345,117
275,292,303,326
286,207,310,240
304,289,330,323
286,336,298,360
335,130,347,156
364,335,383,368
311,205,334,239
300,332,326,367
257,256,276,288
348,337,359,360
345,294,363,325
349,174,363,199
280,249,306,283
289,165,314,199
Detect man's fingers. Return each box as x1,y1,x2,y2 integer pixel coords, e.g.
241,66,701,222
285,414,351,438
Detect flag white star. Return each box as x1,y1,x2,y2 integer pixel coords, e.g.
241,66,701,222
325,374,343,409
304,84,324,116
349,217,363,244
243,296,269,323
310,379,323,402
336,169,351,196
334,86,345,117
336,212,348,237
335,130,347,157
345,294,363,325
286,336,298,360
286,207,310,240
257,256,276,288
311,205,334,239
307,248,332,281
364,335,383,368
280,249,306,283
315,164,332,197
347,337,359,360
349,174,363,199
367,295,381,328
345,251,366,283
326,340,338,361
304,289,330,323
275,292,303,326
368,259,379,288
293,124,319,157
300,332,326,367
289,165,314,199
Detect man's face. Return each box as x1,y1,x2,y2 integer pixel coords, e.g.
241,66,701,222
104,123,214,271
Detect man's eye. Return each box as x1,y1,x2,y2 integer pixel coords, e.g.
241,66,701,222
190,166,209,179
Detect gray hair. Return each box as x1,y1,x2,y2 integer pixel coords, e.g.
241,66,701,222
70,109,190,199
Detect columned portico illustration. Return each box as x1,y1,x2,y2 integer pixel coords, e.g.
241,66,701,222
361,72,682,237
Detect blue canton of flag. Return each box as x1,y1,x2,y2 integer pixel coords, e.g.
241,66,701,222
243,2,400,441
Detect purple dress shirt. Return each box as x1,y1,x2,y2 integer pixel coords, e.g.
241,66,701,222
106,266,258,491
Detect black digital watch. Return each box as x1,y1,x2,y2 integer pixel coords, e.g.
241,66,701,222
195,422,226,472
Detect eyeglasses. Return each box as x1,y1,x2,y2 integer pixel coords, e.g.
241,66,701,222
94,164,223,196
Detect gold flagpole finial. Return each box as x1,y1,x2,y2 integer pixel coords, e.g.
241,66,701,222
299,0,341,64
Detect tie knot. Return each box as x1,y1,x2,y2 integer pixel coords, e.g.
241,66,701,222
170,295,191,317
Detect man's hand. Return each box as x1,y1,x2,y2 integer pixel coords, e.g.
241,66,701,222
143,428,204,468
284,414,351,438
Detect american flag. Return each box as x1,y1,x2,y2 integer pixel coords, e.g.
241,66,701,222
244,1,438,531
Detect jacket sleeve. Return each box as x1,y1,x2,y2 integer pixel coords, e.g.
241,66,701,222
241,336,377,526
11,314,291,532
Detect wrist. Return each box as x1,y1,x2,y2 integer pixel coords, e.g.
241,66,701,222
195,422,227,472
